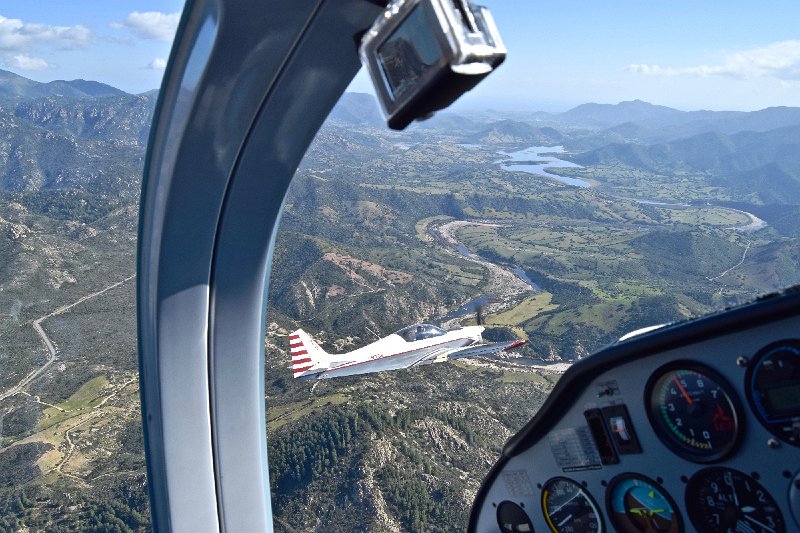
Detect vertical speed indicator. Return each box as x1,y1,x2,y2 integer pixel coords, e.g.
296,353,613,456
646,362,743,463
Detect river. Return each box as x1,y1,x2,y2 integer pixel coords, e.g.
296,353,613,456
627,197,768,232
432,221,541,322
436,145,768,320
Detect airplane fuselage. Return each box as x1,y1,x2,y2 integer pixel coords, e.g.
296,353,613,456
302,326,485,380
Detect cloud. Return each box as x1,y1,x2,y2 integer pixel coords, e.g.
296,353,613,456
628,40,800,81
0,15,91,51
113,11,180,42
148,57,167,70
7,53,52,70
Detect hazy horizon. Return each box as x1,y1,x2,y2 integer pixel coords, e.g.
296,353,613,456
7,66,800,116
2,1,799,111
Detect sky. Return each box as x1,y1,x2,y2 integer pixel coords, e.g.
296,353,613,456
2,0,800,112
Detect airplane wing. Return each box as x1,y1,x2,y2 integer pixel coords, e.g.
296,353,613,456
447,339,526,360
299,346,455,380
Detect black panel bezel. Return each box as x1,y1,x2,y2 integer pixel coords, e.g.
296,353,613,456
496,500,534,533
745,338,800,447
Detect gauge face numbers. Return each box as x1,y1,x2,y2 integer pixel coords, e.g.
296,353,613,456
686,467,785,533
646,363,742,462
746,340,800,446
497,501,535,532
541,477,603,533
606,475,682,533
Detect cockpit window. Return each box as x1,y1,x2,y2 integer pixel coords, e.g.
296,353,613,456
395,323,447,342
3,2,800,532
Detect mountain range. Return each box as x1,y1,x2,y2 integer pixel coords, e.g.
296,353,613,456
547,98,800,137
0,70,130,99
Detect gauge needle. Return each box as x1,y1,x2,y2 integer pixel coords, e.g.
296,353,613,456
672,376,693,404
731,483,739,507
744,514,775,532
557,514,573,527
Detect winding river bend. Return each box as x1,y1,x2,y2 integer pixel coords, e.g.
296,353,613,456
431,221,539,322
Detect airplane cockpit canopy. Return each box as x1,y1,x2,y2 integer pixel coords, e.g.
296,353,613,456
395,323,447,342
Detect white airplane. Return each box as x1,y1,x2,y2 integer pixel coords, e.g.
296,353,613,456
289,323,526,380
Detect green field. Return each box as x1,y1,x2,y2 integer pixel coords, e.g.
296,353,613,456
267,393,350,431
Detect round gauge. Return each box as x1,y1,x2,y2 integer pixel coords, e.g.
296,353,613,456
497,501,535,532
746,340,800,447
541,477,603,533
606,474,682,532
686,467,785,532
646,362,743,462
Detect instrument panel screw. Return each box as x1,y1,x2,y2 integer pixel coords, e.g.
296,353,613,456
736,356,749,367
767,438,780,449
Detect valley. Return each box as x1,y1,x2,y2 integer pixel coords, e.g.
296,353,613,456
1,73,800,531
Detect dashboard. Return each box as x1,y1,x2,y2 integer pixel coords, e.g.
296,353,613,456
468,287,800,533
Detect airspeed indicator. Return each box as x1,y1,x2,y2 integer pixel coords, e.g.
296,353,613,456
541,477,603,533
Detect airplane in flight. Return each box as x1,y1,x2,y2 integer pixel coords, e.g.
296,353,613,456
290,323,525,379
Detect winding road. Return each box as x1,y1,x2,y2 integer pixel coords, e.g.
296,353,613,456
0,275,135,402
708,240,752,282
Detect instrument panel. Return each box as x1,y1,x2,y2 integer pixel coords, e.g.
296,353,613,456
469,288,800,533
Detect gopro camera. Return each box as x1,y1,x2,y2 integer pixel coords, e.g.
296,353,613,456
360,0,506,130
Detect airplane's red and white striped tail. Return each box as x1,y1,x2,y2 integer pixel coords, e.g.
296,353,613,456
289,329,331,378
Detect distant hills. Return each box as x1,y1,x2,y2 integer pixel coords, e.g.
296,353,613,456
554,99,800,143
465,120,563,145
326,91,800,146
328,92,383,127
2,67,799,204
573,125,800,203
574,126,800,171
557,99,689,128
0,69,129,99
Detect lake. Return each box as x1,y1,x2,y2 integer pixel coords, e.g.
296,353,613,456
500,146,591,188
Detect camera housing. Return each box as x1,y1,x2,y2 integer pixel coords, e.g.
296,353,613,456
360,0,506,130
